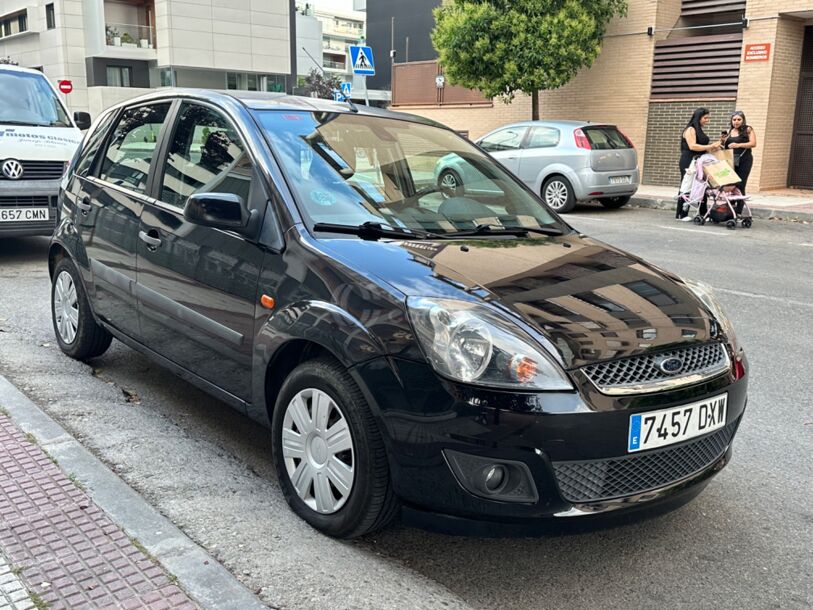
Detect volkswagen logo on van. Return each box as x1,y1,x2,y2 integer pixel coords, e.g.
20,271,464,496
656,356,684,375
2,159,24,180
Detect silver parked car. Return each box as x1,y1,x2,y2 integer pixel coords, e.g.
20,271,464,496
435,120,639,213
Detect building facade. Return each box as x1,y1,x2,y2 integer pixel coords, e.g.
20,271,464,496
0,0,296,116
390,0,813,192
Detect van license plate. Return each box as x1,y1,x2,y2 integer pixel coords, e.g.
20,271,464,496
0,208,49,222
628,393,727,453
610,176,631,185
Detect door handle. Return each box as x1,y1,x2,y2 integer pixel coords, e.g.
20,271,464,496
138,230,162,250
76,197,91,215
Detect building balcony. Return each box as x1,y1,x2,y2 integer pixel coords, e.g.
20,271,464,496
323,59,346,70
681,0,747,17
99,22,156,60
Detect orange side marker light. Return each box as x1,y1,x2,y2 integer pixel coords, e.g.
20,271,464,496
260,295,276,310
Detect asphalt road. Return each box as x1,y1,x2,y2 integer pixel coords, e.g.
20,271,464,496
0,204,811,610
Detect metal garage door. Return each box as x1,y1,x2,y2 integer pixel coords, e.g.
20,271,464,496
788,27,813,188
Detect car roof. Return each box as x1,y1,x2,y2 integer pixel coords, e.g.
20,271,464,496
103,88,448,129
0,64,51,76
491,119,616,130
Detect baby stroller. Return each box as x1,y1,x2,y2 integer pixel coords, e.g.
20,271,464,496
678,154,753,229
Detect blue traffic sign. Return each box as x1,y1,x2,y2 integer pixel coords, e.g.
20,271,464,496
349,45,375,76
332,89,344,102
341,81,352,97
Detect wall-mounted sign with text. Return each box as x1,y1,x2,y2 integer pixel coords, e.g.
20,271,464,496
744,43,771,62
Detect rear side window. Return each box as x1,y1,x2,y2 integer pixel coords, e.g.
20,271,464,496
160,103,252,209
98,102,171,194
583,127,631,150
526,127,560,149
479,128,525,152
74,111,117,177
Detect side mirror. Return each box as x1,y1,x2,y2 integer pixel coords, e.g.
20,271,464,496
74,111,92,130
183,192,251,232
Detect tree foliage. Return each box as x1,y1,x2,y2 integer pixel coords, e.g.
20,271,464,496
302,68,343,99
431,0,628,118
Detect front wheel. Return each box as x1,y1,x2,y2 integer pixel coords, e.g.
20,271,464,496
438,169,464,198
271,358,398,538
542,176,576,213
51,258,112,360
598,195,631,209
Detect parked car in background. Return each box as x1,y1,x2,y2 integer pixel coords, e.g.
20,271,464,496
0,64,91,237
435,120,639,213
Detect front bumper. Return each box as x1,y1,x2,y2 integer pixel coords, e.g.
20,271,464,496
0,180,60,237
351,354,747,526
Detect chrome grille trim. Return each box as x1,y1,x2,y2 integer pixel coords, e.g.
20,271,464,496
0,161,65,180
580,342,730,395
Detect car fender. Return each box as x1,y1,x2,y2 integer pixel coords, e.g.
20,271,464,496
533,163,583,199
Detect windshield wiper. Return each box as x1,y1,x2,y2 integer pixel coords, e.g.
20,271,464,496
313,221,438,241
0,120,49,127
442,223,564,238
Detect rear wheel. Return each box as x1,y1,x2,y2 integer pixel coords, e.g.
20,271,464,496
51,258,112,360
598,195,631,209
542,176,576,213
271,358,398,538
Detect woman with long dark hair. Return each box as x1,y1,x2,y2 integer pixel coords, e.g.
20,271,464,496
676,107,721,220
724,110,757,196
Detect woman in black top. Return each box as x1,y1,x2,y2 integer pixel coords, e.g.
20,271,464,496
677,107,721,220
724,110,757,196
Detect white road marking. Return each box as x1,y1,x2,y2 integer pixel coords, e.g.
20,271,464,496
800,243,813,248
569,216,609,222
715,287,813,310
656,225,732,236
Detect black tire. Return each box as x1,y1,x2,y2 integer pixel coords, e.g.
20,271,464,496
271,358,398,538
726,220,737,230
742,218,753,229
438,169,464,198
693,215,703,225
542,176,576,213
51,257,112,360
598,195,631,209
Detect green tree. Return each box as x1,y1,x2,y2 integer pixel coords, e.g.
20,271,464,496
302,68,344,99
432,0,628,119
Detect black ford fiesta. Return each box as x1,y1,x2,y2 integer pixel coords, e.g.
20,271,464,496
49,90,747,538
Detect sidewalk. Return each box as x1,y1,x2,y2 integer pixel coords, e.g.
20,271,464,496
0,375,267,610
631,184,813,222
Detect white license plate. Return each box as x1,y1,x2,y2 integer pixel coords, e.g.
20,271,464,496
0,208,49,222
610,176,632,185
628,393,727,453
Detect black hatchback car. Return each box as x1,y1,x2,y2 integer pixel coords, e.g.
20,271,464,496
49,90,747,538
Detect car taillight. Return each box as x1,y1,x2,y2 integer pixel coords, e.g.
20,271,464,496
574,128,592,150
618,129,635,148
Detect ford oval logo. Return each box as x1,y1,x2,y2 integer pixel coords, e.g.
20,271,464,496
656,356,684,375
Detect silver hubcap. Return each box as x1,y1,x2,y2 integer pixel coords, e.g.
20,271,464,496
545,180,569,209
282,388,355,514
53,271,79,344
440,172,458,190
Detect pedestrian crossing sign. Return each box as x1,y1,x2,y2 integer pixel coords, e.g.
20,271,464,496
349,45,375,76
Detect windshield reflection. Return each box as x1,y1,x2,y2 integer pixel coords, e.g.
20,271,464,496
0,70,71,127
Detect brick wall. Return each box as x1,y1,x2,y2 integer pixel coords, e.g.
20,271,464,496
643,101,735,187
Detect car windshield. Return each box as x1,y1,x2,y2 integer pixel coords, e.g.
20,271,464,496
255,110,564,236
0,70,71,127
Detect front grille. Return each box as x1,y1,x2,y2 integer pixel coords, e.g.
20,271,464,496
0,196,53,208
0,160,65,180
552,421,737,503
580,342,729,394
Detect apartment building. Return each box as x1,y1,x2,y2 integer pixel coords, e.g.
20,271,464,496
0,0,295,115
386,0,813,192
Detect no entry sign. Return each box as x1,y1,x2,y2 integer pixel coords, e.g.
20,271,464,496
58,80,73,94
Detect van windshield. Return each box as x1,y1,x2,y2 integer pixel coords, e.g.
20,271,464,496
0,70,71,127
255,110,564,236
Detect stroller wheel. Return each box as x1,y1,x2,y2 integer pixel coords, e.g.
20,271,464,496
726,220,737,230
742,218,753,229
693,215,703,225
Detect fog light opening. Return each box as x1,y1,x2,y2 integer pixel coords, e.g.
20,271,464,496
483,465,507,494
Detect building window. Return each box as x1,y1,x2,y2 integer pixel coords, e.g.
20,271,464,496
226,72,286,93
107,65,133,87
17,13,27,32
46,4,55,29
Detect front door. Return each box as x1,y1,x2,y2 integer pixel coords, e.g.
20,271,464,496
478,127,526,175
75,102,172,338
136,102,267,401
789,26,813,188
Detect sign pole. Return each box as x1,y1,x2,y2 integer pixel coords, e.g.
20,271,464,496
364,75,370,106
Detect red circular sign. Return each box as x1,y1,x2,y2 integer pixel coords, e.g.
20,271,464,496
58,80,73,94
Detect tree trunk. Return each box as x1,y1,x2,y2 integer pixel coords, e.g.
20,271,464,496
531,90,539,121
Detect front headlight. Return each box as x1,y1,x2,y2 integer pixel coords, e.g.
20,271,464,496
683,279,739,349
407,297,573,391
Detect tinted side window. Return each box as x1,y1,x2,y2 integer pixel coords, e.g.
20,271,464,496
526,127,560,149
74,111,117,177
99,103,171,194
479,128,525,152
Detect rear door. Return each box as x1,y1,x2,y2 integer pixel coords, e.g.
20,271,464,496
74,101,172,339
582,125,637,172
135,101,268,401
517,125,561,187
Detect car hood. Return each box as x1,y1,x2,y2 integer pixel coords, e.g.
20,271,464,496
0,126,82,161
319,233,718,369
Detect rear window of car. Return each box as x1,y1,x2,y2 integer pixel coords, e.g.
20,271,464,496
583,127,631,150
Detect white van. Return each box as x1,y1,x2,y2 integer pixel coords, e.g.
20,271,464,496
0,65,89,237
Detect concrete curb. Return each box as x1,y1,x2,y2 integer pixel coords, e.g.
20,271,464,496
0,374,268,610
629,194,813,223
